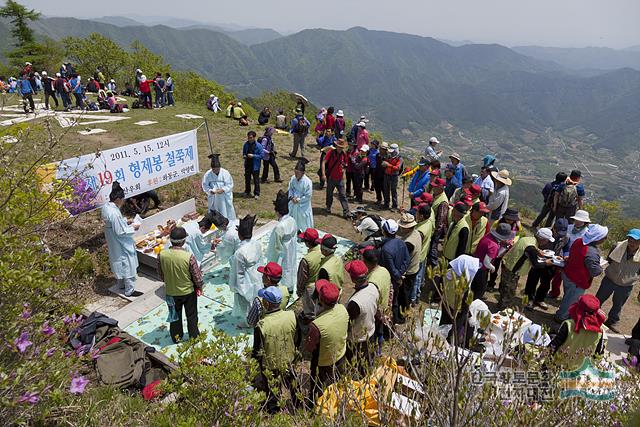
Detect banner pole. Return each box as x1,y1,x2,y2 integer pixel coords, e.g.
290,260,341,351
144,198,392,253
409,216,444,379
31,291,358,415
203,119,214,155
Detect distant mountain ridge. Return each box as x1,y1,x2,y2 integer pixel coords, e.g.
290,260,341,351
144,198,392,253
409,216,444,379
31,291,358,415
3,16,639,154
513,45,640,71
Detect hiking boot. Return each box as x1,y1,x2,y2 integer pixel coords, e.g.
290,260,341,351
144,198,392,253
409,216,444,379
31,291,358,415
534,301,549,310
274,179,283,183
260,179,269,183
127,290,144,297
254,195,260,200
605,319,620,333
242,192,251,198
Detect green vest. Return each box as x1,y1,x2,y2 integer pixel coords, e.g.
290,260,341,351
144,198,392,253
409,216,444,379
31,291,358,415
416,218,435,262
278,285,290,310
160,248,194,296
443,218,470,261
431,191,449,220
320,254,344,289
303,246,323,288
466,215,488,254
368,265,391,315
312,304,349,367
557,319,602,370
401,229,422,275
502,236,537,276
257,309,297,371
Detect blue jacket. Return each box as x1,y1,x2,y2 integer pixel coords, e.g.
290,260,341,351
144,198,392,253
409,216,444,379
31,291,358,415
380,237,410,283
243,141,264,171
368,148,379,169
316,134,336,149
18,79,33,95
452,163,465,188
408,170,430,198
290,116,310,135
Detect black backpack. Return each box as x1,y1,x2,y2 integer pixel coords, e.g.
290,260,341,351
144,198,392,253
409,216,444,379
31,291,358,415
295,118,309,134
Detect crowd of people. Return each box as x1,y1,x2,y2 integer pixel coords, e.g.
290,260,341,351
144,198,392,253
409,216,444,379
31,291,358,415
98,101,639,413
0,62,174,113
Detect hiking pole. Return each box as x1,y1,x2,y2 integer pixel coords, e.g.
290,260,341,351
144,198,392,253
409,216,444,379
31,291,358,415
401,176,406,209
203,118,214,155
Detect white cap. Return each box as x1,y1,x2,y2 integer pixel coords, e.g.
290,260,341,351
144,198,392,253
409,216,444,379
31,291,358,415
237,102,242,106
382,219,398,234
140,75,146,80
41,71,47,75
136,68,142,73
55,72,61,77
360,144,370,152
536,228,555,243
390,143,399,152
25,62,31,66
110,79,115,82
357,121,366,128
337,110,344,117
429,137,440,144
210,94,215,98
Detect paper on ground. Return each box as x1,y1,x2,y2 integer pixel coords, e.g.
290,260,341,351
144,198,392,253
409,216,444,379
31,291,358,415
78,128,107,135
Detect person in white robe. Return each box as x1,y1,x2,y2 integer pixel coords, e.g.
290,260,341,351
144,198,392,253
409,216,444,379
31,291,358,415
101,182,141,297
229,215,263,326
208,210,240,265
288,158,314,231
201,154,236,221
266,190,298,292
181,215,213,266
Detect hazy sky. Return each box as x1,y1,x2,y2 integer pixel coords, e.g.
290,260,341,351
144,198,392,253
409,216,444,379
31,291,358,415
19,0,640,49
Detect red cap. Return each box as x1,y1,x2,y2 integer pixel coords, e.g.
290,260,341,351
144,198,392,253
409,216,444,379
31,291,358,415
298,227,319,243
315,279,340,304
460,193,473,206
416,192,433,204
429,169,441,176
474,201,490,213
469,184,481,196
257,261,283,279
431,177,446,188
358,245,376,255
317,234,338,249
345,260,368,280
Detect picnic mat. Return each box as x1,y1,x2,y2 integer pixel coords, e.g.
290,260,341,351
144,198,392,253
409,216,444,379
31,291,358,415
125,230,355,360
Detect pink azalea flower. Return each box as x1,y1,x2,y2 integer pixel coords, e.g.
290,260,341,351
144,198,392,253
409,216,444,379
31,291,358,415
69,374,89,394
20,308,31,319
41,322,56,337
18,391,40,404
89,348,100,360
45,348,56,358
14,332,32,353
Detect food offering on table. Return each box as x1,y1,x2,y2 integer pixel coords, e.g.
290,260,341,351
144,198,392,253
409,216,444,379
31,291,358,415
538,249,565,267
181,211,199,222
490,309,524,333
135,219,177,254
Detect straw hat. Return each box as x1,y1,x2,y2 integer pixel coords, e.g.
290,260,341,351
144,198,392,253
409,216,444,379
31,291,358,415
491,169,512,185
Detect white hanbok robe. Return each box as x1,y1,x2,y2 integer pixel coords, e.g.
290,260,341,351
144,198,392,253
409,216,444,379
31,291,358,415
288,174,314,231
229,239,263,319
202,168,236,221
182,220,211,266
266,214,298,291
101,202,138,279
215,219,240,264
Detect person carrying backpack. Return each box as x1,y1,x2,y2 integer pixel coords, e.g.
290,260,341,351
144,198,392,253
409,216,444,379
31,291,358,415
289,109,310,159
532,172,567,228
553,170,584,222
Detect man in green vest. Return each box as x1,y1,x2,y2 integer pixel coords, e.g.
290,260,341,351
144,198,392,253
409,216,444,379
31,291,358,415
466,201,490,254
246,261,291,328
411,203,434,305
548,294,605,370
317,234,344,289
443,202,470,262
428,177,450,266
345,260,379,376
296,228,323,319
398,212,422,315
158,227,204,343
498,228,554,310
252,286,300,413
362,246,392,356
305,279,349,402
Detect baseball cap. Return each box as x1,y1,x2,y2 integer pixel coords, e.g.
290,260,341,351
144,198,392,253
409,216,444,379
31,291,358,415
429,169,441,176
416,192,433,204
536,228,555,243
257,262,283,279
315,279,340,304
431,178,446,188
258,287,282,305
298,228,319,243
628,229,640,241
554,218,569,237
317,234,338,249
473,202,490,213
345,260,368,280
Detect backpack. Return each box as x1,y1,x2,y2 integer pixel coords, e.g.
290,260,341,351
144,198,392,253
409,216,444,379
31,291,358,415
132,100,142,109
95,334,148,389
295,118,309,134
557,184,578,208
366,214,384,230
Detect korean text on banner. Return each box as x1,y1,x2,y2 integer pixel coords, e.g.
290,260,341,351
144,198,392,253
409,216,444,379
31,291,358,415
46,129,199,215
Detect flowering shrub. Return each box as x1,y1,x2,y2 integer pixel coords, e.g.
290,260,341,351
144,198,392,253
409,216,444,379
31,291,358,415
59,176,98,216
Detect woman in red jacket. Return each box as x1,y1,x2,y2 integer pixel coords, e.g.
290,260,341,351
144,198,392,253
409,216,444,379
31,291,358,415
138,75,153,109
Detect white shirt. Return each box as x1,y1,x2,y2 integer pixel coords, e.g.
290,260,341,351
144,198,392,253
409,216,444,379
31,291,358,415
357,217,380,238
